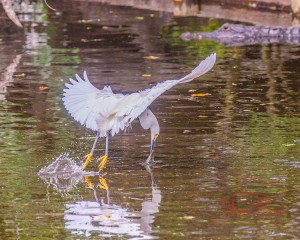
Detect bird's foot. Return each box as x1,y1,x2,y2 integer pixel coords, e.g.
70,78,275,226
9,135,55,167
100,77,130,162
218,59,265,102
98,155,108,171
146,154,154,164
83,153,93,170
84,176,94,189
99,176,108,190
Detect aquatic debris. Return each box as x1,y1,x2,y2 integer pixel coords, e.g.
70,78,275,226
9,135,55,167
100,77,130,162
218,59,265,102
1,0,22,27
38,85,49,91
142,73,152,77
77,19,93,24
14,73,26,77
188,89,197,92
191,93,211,97
144,55,159,60
44,0,56,11
282,143,296,147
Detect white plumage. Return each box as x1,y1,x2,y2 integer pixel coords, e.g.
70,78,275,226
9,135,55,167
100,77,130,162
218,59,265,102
63,53,216,136
62,53,216,170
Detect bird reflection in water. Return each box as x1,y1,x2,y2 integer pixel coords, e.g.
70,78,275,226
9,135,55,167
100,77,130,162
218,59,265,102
64,166,161,238
84,175,110,206
38,153,161,238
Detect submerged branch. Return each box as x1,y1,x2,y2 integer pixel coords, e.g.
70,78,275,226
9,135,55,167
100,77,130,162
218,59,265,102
1,0,22,28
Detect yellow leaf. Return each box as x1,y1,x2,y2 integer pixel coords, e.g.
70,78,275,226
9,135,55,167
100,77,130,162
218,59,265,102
144,55,159,60
191,93,208,97
136,16,144,20
38,85,49,91
77,19,92,23
142,74,152,77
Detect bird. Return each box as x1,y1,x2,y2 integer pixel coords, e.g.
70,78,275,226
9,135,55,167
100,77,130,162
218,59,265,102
63,53,216,171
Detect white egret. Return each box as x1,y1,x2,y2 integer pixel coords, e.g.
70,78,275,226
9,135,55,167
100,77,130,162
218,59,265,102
63,53,216,171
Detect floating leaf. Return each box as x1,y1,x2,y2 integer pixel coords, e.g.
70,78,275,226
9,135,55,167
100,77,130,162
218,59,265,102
191,93,210,97
77,19,92,23
183,130,191,134
38,85,49,91
144,55,159,60
81,38,103,42
142,74,152,77
136,16,144,20
183,216,195,220
14,73,25,77
188,89,197,92
282,143,296,147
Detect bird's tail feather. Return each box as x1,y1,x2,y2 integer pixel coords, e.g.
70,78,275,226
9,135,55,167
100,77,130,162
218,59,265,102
178,53,216,83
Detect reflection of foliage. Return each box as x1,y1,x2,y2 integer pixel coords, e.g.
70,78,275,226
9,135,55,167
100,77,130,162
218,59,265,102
160,18,229,59
233,113,300,160
33,46,80,68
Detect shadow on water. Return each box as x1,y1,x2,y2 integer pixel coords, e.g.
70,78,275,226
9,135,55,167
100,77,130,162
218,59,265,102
0,0,300,239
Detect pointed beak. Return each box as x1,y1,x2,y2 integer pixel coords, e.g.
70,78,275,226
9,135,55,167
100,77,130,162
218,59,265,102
151,134,159,152
151,138,156,151
148,134,158,163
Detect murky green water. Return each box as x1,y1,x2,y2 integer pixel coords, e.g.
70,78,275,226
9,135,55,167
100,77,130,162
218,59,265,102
0,1,300,239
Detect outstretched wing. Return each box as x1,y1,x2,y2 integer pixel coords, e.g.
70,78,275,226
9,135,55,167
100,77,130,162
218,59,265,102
112,53,217,130
62,71,121,132
63,53,216,137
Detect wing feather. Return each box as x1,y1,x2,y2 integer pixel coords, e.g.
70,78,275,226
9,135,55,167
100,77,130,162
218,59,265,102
63,53,216,137
63,71,119,133
110,53,216,133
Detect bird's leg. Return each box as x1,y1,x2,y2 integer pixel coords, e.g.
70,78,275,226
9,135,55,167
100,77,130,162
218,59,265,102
83,131,100,170
146,148,153,163
99,175,108,190
84,176,94,189
98,131,109,171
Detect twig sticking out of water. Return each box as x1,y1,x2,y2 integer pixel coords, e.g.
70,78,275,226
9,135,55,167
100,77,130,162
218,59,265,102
44,0,56,11
1,0,22,27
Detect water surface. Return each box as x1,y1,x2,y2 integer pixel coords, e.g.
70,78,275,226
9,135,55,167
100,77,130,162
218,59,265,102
0,1,299,239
